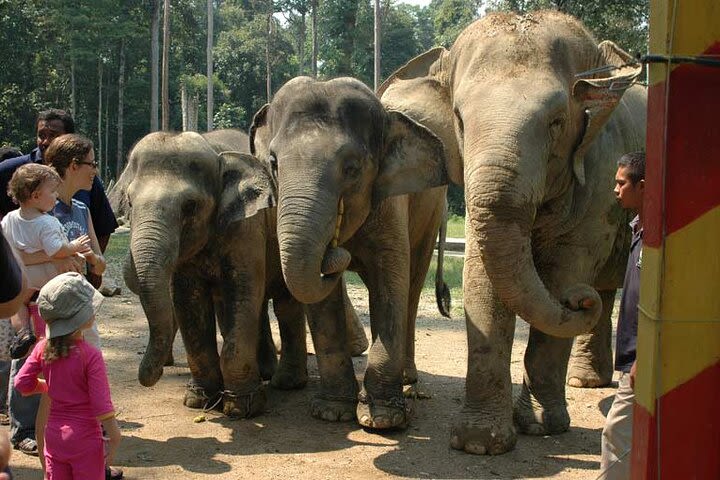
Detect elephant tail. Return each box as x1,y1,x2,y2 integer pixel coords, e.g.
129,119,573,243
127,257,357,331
435,198,451,318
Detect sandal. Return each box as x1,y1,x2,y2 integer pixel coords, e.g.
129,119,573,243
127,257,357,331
106,466,124,480
14,437,38,456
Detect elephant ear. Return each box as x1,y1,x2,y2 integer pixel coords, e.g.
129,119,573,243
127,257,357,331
373,110,449,206
249,103,271,159
107,146,139,222
217,152,277,230
379,47,463,186
571,41,642,185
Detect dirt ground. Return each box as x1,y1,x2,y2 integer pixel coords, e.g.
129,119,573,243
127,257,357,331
9,239,619,479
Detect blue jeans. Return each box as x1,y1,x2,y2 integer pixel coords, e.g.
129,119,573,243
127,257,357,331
0,359,10,412
8,357,39,444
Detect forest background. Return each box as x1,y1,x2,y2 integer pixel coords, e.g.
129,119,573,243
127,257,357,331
0,0,647,215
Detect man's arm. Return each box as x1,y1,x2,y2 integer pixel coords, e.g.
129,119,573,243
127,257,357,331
0,230,26,318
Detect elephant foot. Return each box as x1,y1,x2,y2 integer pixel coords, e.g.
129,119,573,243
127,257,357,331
223,387,267,418
513,384,570,436
450,410,517,455
349,332,369,357
356,392,411,430
183,384,222,411
567,357,613,388
310,394,357,422
403,363,418,386
164,351,175,367
270,363,308,390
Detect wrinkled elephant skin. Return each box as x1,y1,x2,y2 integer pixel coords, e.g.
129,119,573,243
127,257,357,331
114,129,307,418
251,77,449,429
380,11,646,454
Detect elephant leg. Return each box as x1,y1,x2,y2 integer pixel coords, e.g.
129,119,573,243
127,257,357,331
356,242,410,430
450,237,517,455
164,321,178,367
215,261,268,419
342,276,369,357
567,289,615,388
257,302,278,381
404,214,441,386
270,293,308,390
513,328,573,435
172,275,222,410
305,283,358,422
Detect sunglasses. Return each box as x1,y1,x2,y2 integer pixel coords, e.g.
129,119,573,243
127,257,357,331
77,160,99,168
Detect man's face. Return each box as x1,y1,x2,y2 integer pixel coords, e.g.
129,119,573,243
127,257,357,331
36,119,67,154
614,166,644,211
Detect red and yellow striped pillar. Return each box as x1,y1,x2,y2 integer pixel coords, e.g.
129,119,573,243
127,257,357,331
632,1,720,478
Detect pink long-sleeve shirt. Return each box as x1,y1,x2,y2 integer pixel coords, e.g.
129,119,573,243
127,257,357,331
15,338,115,423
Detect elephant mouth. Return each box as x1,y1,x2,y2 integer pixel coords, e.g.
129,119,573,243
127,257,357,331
321,246,351,276
320,197,351,276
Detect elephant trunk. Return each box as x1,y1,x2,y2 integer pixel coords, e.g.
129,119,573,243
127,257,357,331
466,159,601,338
130,218,179,386
277,186,350,304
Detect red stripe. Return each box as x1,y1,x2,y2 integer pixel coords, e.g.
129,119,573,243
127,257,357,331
643,42,720,248
632,362,720,478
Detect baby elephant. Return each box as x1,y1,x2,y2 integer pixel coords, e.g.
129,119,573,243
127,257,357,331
115,129,308,417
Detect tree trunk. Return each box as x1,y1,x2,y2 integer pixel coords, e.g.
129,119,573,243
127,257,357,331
162,0,171,131
151,0,161,132
297,11,306,76
104,85,109,179
97,59,103,181
181,83,188,131
266,2,273,103
373,0,380,91
311,0,318,77
206,0,214,131
70,56,76,116
116,39,126,179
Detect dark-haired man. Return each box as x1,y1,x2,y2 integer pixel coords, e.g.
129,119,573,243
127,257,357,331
600,151,645,480
0,109,118,284
0,109,118,458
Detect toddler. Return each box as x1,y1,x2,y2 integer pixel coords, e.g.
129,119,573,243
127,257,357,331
1,163,92,337
14,272,121,479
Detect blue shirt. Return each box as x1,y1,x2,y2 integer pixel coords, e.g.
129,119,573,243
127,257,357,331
52,198,90,242
615,215,642,373
0,147,118,238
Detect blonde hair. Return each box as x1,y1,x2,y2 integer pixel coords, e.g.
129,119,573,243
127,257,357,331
7,163,61,205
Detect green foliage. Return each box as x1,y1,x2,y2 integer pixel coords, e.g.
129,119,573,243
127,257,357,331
0,0,648,184
446,214,465,238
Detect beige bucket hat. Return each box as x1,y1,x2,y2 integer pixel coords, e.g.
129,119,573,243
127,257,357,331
37,272,104,339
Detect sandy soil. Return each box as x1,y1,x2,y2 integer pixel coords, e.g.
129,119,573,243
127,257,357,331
8,243,618,479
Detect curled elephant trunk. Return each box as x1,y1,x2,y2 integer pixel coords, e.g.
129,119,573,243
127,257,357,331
130,221,179,386
467,161,601,338
277,188,349,305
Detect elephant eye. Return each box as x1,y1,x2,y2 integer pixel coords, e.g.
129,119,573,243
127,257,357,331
549,116,566,140
182,198,199,216
268,153,278,179
342,156,362,179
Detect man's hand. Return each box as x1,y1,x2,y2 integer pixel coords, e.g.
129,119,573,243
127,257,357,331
52,254,85,273
629,360,637,390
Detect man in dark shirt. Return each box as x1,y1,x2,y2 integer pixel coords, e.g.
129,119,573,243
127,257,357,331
0,109,118,287
600,151,645,479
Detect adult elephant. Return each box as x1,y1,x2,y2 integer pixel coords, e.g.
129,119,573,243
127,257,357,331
115,129,311,418
379,11,646,454
250,77,448,429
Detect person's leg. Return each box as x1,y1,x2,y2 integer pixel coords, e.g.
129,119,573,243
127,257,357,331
70,434,104,480
8,358,39,452
36,393,49,473
600,372,635,479
0,359,10,423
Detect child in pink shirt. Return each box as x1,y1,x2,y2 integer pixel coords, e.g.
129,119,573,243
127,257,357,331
14,272,121,479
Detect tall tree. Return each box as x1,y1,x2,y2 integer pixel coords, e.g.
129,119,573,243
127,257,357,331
162,0,171,130
116,39,126,178
207,0,214,131
151,0,161,132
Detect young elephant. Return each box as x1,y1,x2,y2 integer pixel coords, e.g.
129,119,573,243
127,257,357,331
251,77,448,429
379,12,646,454
116,129,308,418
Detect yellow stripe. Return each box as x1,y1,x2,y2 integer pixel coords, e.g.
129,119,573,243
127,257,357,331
648,0,720,85
636,207,720,411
